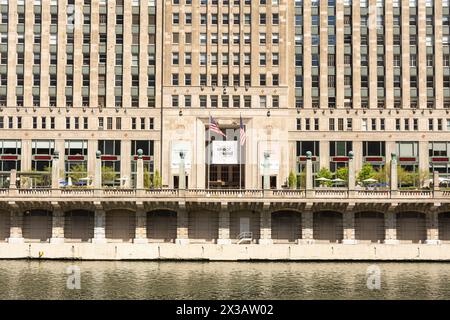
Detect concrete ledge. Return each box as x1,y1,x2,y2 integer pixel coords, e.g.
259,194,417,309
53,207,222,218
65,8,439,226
50,238,65,244
0,243,448,261
175,238,190,245
217,239,232,245
7,237,24,244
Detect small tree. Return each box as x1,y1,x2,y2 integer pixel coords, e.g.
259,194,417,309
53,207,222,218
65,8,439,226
68,164,87,184
153,169,162,188
335,166,349,182
288,171,297,189
297,169,306,189
357,163,376,183
102,166,117,186
144,167,152,189
316,167,333,187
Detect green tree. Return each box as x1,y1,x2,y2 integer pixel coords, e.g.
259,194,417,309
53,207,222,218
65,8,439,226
296,170,306,189
316,167,333,187
101,166,117,185
153,169,162,188
335,166,349,182
288,171,297,189
67,164,87,184
144,167,153,189
357,163,376,183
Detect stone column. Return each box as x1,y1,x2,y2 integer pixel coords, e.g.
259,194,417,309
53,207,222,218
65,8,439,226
217,203,231,245
51,151,60,189
342,211,357,244
384,210,399,244
433,171,440,191
134,207,147,244
92,209,107,244
50,209,65,244
300,209,314,244
263,152,270,189
259,206,273,245
8,210,24,244
390,153,398,194
348,151,355,194
305,151,313,197
175,206,189,245
426,210,440,245
136,149,144,189
179,151,186,190
94,151,102,188
9,170,17,189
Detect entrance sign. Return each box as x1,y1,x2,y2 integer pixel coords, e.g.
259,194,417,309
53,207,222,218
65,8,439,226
259,141,280,174
171,141,191,169
211,141,238,164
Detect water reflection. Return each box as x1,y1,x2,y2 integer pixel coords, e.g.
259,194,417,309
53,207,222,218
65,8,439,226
0,261,449,299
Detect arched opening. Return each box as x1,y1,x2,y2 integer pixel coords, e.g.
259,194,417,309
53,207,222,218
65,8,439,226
64,210,94,242
271,211,301,243
0,210,10,241
147,210,177,243
23,210,52,242
188,210,218,243
230,210,260,243
439,212,450,242
355,212,385,243
105,209,136,242
313,211,343,243
396,212,426,243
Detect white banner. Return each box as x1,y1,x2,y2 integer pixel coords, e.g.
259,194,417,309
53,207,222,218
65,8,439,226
171,141,191,169
211,141,238,164
259,141,280,174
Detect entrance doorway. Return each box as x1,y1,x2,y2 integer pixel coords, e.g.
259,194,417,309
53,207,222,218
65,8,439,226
173,175,189,189
208,164,244,189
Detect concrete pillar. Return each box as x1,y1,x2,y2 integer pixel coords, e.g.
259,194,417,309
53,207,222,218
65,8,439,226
136,149,144,189
51,151,60,189
94,151,102,188
263,152,270,189
9,170,17,189
348,151,355,192
175,206,189,245
92,209,106,244
259,206,273,245
134,207,147,244
426,211,440,245
384,210,399,244
342,211,357,244
120,140,131,188
433,171,440,191
8,210,24,244
50,209,65,244
305,151,313,191
179,151,186,190
217,204,231,245
300,209,314,244
390,153,398,193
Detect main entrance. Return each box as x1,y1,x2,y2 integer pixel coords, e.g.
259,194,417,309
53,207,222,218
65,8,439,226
206,126,245,189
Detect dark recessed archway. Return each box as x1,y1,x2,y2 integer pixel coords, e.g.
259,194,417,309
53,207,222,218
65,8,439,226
313,211,343,243
147,210,177,242
355,212,385,243
396,212,426,243
64,210,94,242
271,210,301,243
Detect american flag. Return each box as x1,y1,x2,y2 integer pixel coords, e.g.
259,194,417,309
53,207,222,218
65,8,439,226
240,114,246,146
209,116,226,137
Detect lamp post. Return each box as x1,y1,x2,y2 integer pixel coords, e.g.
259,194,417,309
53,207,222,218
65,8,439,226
263,151,270,190
179,151,186,190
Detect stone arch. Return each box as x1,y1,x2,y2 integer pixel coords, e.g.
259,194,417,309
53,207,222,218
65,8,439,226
396,211,426,243
23,209,52,242
271,210,301,243
147,209,177,243
230,209,260,243
0,210,10,241
105,209,136,242
188,209,218,243
64,209,94,242
313,211,343,243
438,212,450,242
355,211,385,243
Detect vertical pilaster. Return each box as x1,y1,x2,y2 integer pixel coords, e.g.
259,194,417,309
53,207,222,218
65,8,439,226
300,209,314,244
342,211,356,244
259,205,273,245
384,209,399,244
50,207,64,244
92,207,106,243
217,203,231,245
120,140,131,188
134,207,147,244
175,205,189,244
425,210,440,244
8,209,24,244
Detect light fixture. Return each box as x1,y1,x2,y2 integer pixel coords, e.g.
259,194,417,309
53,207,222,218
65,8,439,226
179,110,183,116
266,110,270,117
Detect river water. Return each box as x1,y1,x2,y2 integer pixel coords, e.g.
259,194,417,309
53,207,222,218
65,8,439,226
0,260,449,299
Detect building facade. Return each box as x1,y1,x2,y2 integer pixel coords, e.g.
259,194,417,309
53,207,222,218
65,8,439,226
0,0,449,253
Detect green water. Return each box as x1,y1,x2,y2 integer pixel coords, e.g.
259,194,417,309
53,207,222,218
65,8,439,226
0,260,449,299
